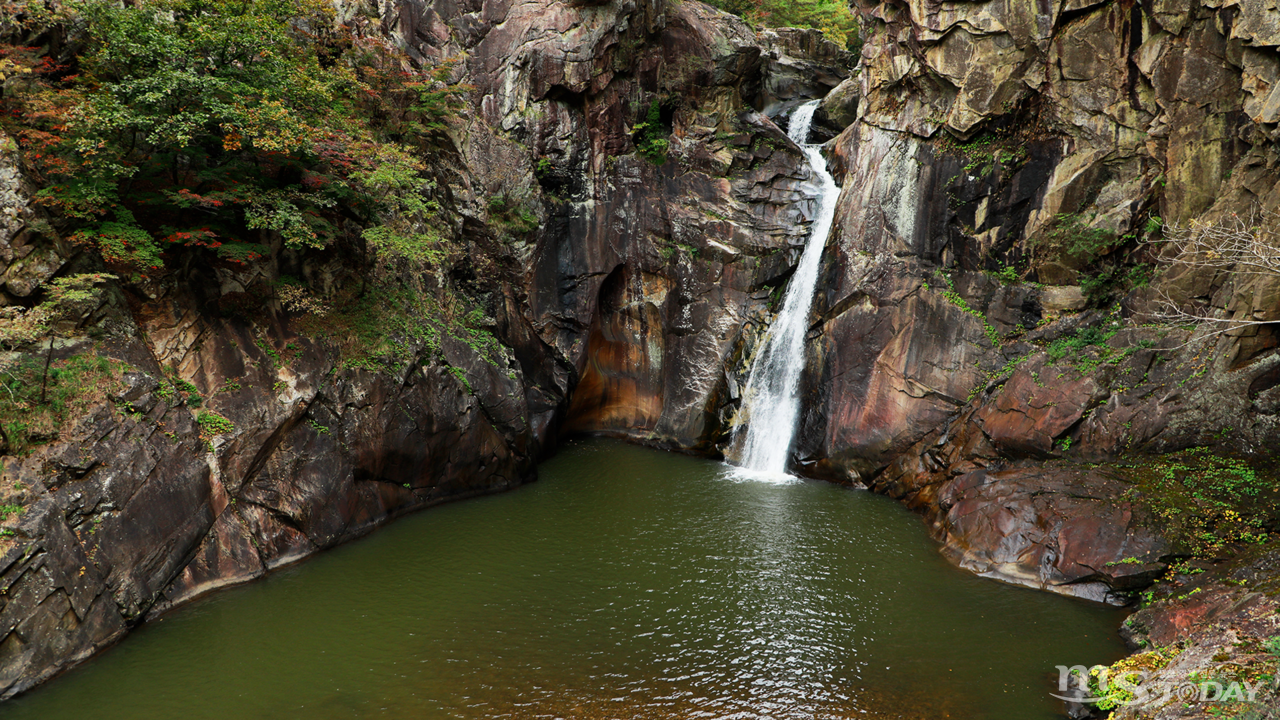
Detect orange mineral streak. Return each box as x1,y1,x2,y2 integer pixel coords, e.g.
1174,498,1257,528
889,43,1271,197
564,267,672,435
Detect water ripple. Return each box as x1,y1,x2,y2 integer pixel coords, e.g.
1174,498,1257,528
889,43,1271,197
6,439,1127,720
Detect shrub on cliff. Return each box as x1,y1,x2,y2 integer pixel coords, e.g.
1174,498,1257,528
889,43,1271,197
633,100,670,165
1030,212,1120,264
0,272,116,452
1027,212,1155,305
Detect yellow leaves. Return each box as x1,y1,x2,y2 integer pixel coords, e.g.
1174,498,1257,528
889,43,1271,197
71,136,108,159
277,283,328,317
0,57,33,81
221,126,243,151
1111,646,1181,674
233,99,320,154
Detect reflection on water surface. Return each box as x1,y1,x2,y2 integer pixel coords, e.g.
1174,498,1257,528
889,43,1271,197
7,439,1126,719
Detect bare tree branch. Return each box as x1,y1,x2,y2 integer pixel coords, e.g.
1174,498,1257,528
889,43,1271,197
1144,287,1276,347
1140,208,1280,276
1136,208,1280,347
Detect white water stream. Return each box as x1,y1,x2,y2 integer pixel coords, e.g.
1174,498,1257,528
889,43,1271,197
731,100,841,479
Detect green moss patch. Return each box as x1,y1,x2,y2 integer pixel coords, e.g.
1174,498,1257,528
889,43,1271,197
1116,448,1280,558
0,350,128,454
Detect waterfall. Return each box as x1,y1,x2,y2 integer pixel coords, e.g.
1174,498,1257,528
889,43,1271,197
730,100,840,478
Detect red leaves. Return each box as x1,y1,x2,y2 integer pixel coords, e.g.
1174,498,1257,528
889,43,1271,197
32,56,66,76
301,170,328,189
162,227,220,248
171,187,230,209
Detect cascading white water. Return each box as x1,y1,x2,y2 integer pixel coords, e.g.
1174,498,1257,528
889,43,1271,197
731,100,840,478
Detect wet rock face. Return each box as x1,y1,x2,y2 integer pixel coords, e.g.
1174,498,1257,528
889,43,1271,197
864,312,1280,602
468,0,853,449
147,309,534,608
0,290,541,697
755,28,854,113
936,467,1168,603
825,0,1280,572
795,119,1068,482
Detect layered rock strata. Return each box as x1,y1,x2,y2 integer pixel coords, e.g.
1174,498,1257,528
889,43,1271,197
784,0,1280,601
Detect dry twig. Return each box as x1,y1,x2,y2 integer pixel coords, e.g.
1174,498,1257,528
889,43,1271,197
1138,209,1280,343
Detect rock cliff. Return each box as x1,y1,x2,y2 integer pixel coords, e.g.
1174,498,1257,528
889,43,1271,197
804,0,1280,488
796,0,1280,585
797,0,1280,714
0,0,850,697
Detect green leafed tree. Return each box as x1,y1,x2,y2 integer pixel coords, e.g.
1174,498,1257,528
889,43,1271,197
2,0,468,276
705,0,861,51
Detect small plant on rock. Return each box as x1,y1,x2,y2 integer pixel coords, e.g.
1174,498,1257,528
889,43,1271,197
196,411,235,437
1031,213,1120,264
633,100,670,165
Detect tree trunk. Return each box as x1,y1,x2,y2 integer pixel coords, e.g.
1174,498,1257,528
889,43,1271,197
39,334,54,405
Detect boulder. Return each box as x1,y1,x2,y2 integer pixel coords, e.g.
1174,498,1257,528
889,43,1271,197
938,467,1170,603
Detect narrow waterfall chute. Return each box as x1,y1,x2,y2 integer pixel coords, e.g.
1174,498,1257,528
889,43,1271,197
729,100,840,479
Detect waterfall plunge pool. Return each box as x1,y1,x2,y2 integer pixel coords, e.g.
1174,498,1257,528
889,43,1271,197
8,439,1127,719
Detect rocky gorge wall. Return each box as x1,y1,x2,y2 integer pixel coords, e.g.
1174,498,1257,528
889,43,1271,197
3,0,1280,714
801,0,1280,486
790,0,1280,714
0,0,852,697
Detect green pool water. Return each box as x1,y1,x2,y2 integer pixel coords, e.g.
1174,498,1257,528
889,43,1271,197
7,438,1127,719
